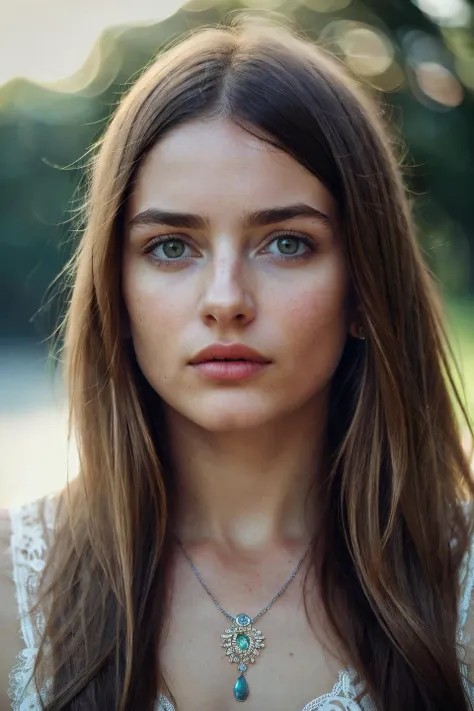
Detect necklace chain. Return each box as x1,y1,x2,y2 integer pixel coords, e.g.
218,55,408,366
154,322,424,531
175,536,311,624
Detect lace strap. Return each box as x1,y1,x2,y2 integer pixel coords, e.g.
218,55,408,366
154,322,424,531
300,666,364,710
456,503,474,705
158,693,176,711
8,498,57,710
457,502,474,635
458,534,474,636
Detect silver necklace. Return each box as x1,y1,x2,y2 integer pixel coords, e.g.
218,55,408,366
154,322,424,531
175,535,311,703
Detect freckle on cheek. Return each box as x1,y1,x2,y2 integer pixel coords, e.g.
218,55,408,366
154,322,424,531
286,299,323,323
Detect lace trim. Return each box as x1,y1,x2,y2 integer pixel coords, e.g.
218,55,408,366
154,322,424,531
8,498,56,710
300,666,365,710
457,519,474,702
158,693,176,711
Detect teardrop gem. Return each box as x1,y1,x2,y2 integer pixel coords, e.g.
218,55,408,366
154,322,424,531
233,673,249,702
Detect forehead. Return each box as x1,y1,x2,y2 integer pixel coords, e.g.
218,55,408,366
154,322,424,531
128,118,336,220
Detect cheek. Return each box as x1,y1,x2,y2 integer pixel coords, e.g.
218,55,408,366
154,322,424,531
125,291,181,393
276,277,349,376
122,265,186,371
281,282,348,339
123,261,185,333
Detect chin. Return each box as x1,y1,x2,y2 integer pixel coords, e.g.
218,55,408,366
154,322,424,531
193,409,273,433
200,419,266,433
182,394,278,433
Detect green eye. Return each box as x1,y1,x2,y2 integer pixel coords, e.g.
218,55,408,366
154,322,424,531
144,235,193,264
161,239,186,259
263,232,316,261
276,237,300,255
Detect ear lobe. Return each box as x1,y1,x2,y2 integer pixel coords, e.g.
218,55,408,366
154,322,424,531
349,321,359,339
348,308,359,338
349,312,366,340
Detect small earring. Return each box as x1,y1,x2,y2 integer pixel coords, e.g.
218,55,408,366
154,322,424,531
357,325,366,340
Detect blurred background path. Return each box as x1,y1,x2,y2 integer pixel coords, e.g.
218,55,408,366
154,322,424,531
0,341,78,507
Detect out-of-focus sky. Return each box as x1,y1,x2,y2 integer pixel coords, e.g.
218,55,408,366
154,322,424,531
0,0,471,87
0,0,185,87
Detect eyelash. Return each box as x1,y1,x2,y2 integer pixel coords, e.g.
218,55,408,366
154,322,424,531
142,231,317,267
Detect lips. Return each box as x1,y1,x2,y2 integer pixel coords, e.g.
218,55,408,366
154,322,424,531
189,343,271,365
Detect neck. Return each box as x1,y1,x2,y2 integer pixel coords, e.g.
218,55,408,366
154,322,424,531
164,399,328,553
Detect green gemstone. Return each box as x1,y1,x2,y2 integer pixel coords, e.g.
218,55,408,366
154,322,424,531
233,674,249,702
236,634,250,651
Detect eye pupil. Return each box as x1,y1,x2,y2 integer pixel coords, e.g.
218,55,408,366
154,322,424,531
163,240,185,258
277,237,298,255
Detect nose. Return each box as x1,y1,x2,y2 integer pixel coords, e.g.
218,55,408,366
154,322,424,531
197,251,255,328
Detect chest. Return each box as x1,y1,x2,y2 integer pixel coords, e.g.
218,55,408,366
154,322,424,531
159,556,350,711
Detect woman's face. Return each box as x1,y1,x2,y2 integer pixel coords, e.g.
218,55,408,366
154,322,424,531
122,117,354,431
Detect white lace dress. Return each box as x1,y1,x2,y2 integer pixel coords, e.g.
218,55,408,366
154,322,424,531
6,498,474,711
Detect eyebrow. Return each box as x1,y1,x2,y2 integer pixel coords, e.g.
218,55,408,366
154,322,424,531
128,202,331,232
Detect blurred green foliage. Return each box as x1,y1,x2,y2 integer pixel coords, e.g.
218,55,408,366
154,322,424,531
0,0,473,342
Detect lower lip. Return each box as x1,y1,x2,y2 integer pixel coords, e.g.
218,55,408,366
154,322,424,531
191,360,270,381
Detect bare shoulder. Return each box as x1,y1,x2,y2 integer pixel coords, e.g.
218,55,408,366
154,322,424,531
0,507,23,710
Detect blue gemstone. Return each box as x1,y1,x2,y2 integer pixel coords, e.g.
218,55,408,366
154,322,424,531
233,674,249,702
236,614,251,627
236,633,250,651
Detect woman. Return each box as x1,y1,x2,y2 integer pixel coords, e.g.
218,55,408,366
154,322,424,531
1,15,474,711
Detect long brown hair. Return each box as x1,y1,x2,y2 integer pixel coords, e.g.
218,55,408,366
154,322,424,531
31,15,474,710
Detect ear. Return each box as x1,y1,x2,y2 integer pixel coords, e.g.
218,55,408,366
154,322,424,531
349,319,360,339
348,307,365,340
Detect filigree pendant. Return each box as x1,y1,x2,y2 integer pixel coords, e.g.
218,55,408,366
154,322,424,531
220,613,265,702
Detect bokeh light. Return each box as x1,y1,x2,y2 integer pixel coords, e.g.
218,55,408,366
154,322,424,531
415,60,464,106
456,56,474,91
239,0,290,8
337,23,394,76
302,0,352,11
412,0,471,27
